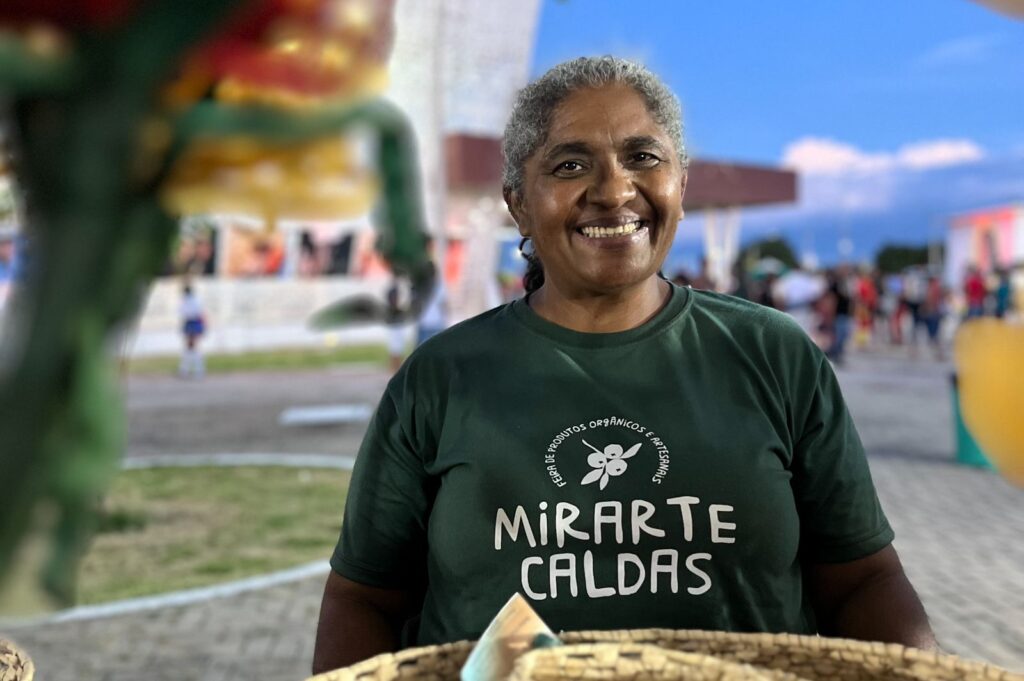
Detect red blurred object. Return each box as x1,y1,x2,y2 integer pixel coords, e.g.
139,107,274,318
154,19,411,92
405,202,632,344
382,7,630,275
0,0,142,29
195,0,395,96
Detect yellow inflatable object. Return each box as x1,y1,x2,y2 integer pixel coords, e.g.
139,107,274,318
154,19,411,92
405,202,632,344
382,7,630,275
161,135,377,225
214,66,387,110
954,319,1024,486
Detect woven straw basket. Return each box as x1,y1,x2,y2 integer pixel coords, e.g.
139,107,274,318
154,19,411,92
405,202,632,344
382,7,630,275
308,629,1024,681
0,639,34,681
509,643,801,681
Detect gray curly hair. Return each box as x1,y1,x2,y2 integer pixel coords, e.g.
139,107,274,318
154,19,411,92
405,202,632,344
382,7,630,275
502,56,688,195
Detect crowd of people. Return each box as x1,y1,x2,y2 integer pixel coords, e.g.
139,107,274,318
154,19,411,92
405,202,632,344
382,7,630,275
670,262,1018,366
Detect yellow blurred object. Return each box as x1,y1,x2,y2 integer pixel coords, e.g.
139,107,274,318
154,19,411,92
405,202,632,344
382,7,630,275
954,319,1024,487
161,135,377,224
213,64,387,110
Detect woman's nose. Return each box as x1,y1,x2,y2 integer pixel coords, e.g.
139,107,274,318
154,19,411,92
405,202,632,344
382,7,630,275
586,164,636,208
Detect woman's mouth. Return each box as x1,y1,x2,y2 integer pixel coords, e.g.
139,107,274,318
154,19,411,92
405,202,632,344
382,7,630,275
576,220,648,238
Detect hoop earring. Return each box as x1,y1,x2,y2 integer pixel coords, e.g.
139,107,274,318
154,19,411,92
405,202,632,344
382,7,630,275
518,237,534,258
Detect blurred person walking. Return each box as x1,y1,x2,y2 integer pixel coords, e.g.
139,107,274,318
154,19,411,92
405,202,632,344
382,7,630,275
298,230,324,277
178,283,206,378
691,256,716,291
882,271,905,345
994,269,1014,319
916,275,947,361
416,262,449,346
823,267,852,365
871,270,888,343
963,265,987,319
853,268,878,349
385,280,406,374
902,267,927,345
416,281,449,345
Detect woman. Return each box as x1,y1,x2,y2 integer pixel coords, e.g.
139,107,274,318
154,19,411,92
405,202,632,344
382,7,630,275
313,57,935,673
920,275,947,360
178,283,206,378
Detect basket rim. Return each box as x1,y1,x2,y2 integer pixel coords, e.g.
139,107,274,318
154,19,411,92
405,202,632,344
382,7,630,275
307,628,1023,681
564,629,1018,675
511,642,798,681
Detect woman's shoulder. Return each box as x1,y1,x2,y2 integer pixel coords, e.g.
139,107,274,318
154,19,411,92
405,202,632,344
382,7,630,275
686,288,823,369
385,304,518,399
405,303,514,362
688,289,805,335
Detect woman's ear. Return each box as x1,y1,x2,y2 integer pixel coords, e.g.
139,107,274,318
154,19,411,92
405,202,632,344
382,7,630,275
503,187,528,236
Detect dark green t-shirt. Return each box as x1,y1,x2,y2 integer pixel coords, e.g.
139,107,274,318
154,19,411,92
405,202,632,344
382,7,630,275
332,286,893,644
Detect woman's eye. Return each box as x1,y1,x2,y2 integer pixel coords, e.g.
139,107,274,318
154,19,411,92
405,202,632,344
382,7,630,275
631,152,660,166
553,161,585,175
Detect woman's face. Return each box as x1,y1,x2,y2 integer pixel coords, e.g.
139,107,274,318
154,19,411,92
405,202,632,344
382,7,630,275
508,83,686,298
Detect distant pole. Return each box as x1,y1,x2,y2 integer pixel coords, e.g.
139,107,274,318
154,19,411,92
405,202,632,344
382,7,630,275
723,206,741,292
432,0,448,281
703,208,718,289
928,216,943,270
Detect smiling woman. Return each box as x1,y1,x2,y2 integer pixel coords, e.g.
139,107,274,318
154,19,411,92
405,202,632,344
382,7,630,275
311,57,937,675
506,83,685,332
503,59,688,332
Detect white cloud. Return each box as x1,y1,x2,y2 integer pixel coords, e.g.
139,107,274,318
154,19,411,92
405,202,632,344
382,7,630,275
782,137,985,175
898,139,985,169
913,33,1003,70
781,138,889,174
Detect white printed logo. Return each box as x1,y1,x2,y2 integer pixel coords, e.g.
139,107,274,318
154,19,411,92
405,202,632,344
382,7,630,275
543,416,671,489
581,440,642,490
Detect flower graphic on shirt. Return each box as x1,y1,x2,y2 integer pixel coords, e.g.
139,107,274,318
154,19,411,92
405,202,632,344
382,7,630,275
580,439,642,490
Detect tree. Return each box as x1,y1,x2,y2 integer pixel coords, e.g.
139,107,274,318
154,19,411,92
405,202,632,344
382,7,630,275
735,237,800,273
875,243,942,274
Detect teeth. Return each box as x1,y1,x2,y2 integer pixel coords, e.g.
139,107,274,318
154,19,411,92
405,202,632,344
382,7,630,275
580,221,644,238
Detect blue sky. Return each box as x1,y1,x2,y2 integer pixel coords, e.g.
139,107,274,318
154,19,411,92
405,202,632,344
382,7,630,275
530,0,1024,268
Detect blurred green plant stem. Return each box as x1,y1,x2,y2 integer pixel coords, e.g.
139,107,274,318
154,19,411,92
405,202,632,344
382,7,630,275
0,0,432,607
0,0,245,604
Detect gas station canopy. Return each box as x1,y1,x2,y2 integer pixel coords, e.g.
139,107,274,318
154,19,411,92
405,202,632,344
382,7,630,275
684,160,797,210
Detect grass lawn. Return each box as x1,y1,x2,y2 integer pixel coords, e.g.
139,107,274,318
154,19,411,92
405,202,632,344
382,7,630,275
124,344,389,376
78,466,350,604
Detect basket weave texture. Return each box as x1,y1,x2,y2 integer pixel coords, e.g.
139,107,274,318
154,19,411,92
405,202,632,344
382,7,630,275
509,643,801,681
0,639,34,681
312,640,475,681
307,629,1024,681
561,630,1023,681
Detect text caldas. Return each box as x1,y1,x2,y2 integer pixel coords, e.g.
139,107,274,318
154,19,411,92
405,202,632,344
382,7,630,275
494,497,736,600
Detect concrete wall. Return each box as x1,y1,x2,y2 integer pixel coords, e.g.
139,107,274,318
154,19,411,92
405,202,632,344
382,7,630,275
123,277,401,357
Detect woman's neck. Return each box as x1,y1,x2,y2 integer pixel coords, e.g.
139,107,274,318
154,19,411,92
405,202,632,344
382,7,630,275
528,278,671,333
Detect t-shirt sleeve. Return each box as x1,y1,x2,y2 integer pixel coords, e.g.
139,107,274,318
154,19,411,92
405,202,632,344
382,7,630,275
330,376,434,588
790,355,894,564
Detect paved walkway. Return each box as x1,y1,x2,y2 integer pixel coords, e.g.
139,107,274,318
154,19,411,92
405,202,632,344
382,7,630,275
4,350,1023,680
